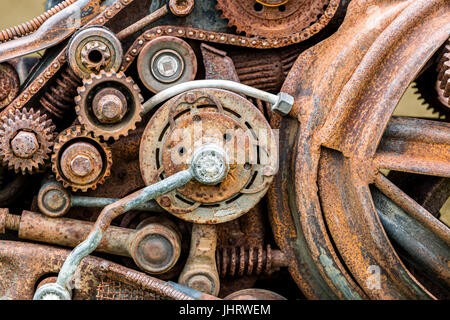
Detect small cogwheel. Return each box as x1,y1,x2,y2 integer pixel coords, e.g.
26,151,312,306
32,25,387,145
75,70,144,141
51,125,113,192
0,108,55,174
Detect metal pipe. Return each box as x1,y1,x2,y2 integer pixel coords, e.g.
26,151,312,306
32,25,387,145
116,5,169,40
71,196,164,212
142,79,281,113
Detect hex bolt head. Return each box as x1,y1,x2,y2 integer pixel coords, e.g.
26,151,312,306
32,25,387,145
10,131,39,159
271,92,294,116
60,142,104,186
70,155,94,177
92,88,128,124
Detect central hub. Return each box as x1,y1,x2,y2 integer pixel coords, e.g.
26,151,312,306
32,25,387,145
191,145,229,185
11,131,39,159
60,142,104,186
92,88,128,124
151,49,185,83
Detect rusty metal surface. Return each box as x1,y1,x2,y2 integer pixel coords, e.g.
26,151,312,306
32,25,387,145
0,240,195,300
0,0,448,301
270,0,449,300
140,88,276,224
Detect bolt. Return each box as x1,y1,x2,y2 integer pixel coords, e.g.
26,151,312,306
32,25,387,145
43,189,68,212
186,92,196,104
10,131,39,158
160,196,172,207
186,274,214,294
70,155,93,177
60,142,104,186
93,88,128,124
191,145,229,185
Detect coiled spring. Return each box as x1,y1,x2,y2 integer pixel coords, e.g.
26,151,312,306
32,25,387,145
216,245,275,278
0,0,78,42
40,66,81,120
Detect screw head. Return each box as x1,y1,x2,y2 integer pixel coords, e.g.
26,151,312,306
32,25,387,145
38,182,71,218
156,55,179,78
10,131,39,158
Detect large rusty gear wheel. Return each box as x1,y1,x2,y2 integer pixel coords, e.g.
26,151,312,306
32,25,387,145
216,0,340,40
51,125,112,192
75,70,144,141
0,108,55,174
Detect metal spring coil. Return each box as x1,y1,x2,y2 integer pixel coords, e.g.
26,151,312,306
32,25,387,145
0,0,78,42
216,244,273,278
40,66,81,119
96,280,166,300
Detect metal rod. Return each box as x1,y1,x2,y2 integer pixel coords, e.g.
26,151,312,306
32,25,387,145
71,196,164,212
116,5,169,40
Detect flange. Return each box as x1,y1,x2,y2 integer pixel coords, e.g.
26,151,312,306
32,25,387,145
140,88,277,224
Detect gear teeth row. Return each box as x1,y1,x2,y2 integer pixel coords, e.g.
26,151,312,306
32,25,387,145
75,70,144,141
437,41,450,99
51,125,113,192
0,108,55,174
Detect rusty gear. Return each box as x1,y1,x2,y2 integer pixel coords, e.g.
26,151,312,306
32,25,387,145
51,125,112,192
216,0,340,40
0,62,20,109
0,108,55,174
413,40,450,120
75,70,144,141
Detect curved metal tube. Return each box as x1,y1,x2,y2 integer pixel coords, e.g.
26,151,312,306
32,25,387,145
142,79,282,113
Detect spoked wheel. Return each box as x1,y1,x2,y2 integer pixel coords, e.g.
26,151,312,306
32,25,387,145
268,0,450,299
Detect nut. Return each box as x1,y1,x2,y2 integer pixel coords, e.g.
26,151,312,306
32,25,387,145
10,131,39,159
92,88,128,124
271,92,294,116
